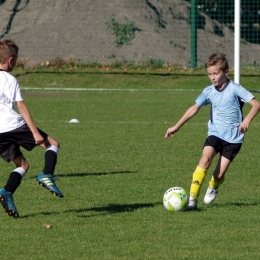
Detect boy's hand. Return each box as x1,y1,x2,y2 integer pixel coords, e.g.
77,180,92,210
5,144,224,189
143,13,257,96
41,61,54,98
165,126,179,138
33,132,44,145
239,120,249,133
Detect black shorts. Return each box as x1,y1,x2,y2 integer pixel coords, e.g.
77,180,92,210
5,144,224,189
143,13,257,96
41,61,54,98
0,124,48,162
203,135,242,162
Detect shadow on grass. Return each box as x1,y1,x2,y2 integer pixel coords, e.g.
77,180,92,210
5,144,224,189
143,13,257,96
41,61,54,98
57,170,136,177
19,201,259,218
211,202,259,207
28,170,135,179
70,202,162,218
20,202,162,219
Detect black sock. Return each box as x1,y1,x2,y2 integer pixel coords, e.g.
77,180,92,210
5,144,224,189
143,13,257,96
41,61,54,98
43,150,57,175
4,171,22,194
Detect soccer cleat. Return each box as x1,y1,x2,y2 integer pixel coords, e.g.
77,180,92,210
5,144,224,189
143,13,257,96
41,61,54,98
204,187,218,204
186,195,197,210
0,188,19,218
36,173,64,198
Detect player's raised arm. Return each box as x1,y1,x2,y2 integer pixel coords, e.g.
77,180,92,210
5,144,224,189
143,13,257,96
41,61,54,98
164,103,200,138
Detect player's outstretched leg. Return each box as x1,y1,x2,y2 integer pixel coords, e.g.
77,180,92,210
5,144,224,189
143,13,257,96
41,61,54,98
36,173,63,198
0,188,19,218
36,144,63,198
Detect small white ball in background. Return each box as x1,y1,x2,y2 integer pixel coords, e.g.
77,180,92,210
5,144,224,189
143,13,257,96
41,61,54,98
69,119,80,123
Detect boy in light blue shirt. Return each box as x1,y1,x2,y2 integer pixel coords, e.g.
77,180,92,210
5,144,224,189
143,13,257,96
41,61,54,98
196,77,254,144
165,53,260,210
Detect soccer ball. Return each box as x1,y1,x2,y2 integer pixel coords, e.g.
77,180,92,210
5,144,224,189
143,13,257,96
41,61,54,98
163,187,188,212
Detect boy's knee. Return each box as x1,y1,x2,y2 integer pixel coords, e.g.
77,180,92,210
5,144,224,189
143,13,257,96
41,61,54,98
199,156,211,169
51,139,60,149
44,136,60,148
13,156,29,171
21,160,29,172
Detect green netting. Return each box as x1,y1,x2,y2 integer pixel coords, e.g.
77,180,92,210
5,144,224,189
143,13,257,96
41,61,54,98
0,0,259,68
193,0,260,44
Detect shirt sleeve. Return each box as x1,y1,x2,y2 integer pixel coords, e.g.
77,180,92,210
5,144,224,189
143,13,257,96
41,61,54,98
11,78,23,102
237,85,254,103
195,90,209,107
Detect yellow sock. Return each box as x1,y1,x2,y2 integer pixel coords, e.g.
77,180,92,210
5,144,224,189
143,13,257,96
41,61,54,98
209,176,224,189
190,166,207,200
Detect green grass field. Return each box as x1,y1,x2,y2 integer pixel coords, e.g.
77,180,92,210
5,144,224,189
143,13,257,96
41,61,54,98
1,68,260,259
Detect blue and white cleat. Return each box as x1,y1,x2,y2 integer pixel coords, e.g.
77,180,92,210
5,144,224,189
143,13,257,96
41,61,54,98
36,173,64,198
0,188,19,218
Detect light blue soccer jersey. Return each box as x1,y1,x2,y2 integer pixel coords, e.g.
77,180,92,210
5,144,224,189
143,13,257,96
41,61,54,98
195,80,254,143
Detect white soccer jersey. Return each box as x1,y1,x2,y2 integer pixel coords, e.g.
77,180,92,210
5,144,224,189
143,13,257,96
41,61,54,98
0,70,26,133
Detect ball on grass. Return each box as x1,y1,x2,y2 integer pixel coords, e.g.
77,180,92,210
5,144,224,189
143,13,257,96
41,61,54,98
163,187,188,212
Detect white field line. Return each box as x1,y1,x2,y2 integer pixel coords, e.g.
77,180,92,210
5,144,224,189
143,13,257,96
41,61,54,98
36,120,260,127
35,119,207,125
21,87,260,93
21,87,202,92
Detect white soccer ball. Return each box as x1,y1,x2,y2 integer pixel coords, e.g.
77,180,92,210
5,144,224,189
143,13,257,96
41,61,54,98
163,187,188,212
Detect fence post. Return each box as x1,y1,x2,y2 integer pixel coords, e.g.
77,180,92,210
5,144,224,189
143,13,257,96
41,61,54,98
190,0,197,68
234,0,241,84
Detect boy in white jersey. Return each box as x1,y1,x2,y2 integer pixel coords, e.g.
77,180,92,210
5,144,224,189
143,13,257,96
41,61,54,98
0,39,63,218
165,53,260,210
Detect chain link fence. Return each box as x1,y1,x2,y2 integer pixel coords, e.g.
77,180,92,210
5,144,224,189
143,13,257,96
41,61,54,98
0,0,259,68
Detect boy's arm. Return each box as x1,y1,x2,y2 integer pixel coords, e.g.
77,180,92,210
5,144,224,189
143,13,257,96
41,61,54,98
165,103,200,139
239,99,260,133
16,101,44,145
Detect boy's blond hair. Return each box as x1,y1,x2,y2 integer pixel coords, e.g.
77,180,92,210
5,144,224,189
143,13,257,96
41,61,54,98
205,53,229,72
0,39,19,64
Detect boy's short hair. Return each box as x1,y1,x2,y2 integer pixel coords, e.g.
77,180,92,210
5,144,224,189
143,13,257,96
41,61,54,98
0,39,19,64
205,53,229,71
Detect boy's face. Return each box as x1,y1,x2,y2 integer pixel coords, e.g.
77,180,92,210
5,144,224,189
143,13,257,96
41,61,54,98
207,65,229,88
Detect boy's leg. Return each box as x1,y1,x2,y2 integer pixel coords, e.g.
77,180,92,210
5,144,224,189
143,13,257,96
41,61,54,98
204,142,241,204
43,144,58,175
189,166,207,200
36,136,63,197
204,156,231,204
187,146,216,210
0,156,28,218
187,166,207,210
4,168,25,193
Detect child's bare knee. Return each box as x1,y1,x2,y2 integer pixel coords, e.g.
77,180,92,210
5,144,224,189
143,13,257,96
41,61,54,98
20,159,29,172
14,157,29,172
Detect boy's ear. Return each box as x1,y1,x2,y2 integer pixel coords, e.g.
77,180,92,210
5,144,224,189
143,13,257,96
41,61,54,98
225,69,229,75
8,56,12,61
7,56,16,71
7,56,13,65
